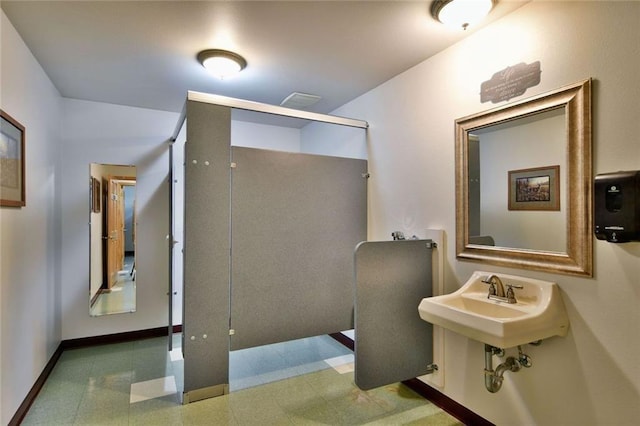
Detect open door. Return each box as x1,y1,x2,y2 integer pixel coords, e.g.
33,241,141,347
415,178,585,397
105,176,135,289
354,239,434,390
106,177,124,288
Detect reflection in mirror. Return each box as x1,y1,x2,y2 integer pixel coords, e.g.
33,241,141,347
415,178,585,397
456,79,592,276
468,107,566,252
89,163,137,316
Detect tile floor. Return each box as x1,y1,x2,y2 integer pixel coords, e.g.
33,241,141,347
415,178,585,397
22,334,462,425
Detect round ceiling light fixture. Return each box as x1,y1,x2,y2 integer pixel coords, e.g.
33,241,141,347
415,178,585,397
431,0,495,30
197,49,247,80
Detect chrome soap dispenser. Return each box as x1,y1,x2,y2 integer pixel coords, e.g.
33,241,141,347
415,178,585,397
594,170,640,243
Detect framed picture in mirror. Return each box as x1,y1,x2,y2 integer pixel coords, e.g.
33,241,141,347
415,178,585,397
508,165,559,211
91,177,101,213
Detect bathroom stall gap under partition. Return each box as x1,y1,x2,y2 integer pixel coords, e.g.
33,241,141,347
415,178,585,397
171,92,435,403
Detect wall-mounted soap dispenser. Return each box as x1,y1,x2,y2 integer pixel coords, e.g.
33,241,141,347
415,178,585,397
594,170,640,242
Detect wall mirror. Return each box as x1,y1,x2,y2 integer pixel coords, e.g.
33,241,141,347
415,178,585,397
89,163,137,316
455,79,592,276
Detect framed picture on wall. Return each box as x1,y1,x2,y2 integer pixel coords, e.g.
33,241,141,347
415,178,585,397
0,109,26,207
508,165,560,211
91,177,101,213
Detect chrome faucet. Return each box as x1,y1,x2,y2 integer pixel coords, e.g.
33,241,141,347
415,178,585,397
482,274,522,304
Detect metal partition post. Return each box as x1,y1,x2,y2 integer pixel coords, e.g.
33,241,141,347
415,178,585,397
182,101,231,402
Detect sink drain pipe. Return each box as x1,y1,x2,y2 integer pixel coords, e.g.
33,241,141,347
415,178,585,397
484,344,522,393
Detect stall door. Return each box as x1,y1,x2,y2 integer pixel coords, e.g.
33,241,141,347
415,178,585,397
229,147,367,350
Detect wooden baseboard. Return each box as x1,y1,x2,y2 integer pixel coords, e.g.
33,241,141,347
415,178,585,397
402,378,494,426
329,332,354,350
8,343,64,426
89,289,101,307
9,325,182,425
330,332,493,426
61,325,182,350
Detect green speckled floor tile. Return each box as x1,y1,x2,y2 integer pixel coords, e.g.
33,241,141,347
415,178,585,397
366,382,430,413
128,395,183,425
22,334,463,425
286,398,343,425
20,395,79,426
181,395,237,425
404,410,465,426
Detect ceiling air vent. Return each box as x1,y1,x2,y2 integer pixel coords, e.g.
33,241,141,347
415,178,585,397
280,92,321,109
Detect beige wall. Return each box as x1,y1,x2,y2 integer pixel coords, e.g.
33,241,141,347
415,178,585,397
326,1,640,424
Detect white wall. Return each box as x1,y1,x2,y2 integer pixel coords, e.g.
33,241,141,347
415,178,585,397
60,98,179,339
232,119,301,152
327,2,640,424
0,10,62,424
301,120,367,159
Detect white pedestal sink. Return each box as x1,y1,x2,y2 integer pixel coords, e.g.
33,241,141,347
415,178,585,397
418,271,569,348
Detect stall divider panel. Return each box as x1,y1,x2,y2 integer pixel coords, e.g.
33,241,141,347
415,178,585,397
354,240,434,390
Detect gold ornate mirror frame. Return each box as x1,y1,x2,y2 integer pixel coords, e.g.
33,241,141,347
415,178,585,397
455,79,592,276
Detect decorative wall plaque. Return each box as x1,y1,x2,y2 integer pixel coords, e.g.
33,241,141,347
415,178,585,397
480,61,541,104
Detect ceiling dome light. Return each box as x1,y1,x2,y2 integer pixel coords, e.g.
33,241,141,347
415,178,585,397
197,49,247,80
431,0,494,30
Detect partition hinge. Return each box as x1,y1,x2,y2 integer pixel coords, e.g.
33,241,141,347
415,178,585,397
425,240,437,249
361,173,370,179
425,363,439,374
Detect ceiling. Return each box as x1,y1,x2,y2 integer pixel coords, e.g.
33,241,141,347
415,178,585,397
2,1,527,121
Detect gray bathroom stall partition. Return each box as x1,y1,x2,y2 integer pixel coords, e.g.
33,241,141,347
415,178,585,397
182,97,369,402
229,147,368,350
354,240,434,390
